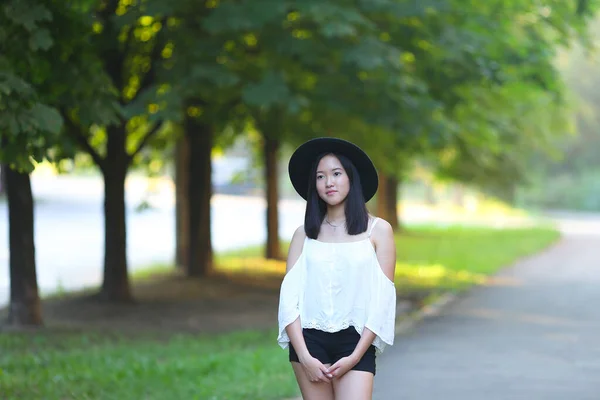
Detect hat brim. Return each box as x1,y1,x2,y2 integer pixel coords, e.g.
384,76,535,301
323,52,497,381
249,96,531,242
288,137,378,202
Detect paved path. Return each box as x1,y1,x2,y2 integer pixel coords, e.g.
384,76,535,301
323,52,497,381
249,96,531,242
374,215,600,399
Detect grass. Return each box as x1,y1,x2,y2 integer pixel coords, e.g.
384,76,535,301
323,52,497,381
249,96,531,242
215,224,561,296
0,329,296,400
0,224,561,400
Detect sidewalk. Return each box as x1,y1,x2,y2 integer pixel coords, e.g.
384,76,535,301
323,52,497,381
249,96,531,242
373,229,600,399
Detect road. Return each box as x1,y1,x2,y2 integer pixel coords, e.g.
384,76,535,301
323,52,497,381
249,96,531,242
374,212,600,399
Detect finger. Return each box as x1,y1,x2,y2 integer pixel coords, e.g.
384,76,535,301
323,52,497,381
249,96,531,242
321,365,334,379
318,369,332,382
327,363,340,374
330,362,347,377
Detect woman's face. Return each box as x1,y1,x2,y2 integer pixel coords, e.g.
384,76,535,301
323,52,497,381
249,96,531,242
316,154,350,206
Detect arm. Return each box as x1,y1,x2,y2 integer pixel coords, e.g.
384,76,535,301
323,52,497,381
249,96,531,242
283,226,332,383
353,219,396,358
284,227,310,361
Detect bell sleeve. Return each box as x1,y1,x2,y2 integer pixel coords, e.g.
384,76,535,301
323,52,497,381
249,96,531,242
277,251,306,349
364,263,397,354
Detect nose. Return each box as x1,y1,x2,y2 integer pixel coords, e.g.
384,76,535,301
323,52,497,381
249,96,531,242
326,175,334,187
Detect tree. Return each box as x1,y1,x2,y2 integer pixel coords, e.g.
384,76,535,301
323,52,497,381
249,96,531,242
360,0,599,219
0,165,6,196
200,0,447,250
0,0,117,324
431,0,598,200
162,0,247,276
1,1,66,326
60,0,172,300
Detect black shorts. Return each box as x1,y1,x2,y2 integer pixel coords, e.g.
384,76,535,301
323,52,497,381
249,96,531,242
288,327,377,375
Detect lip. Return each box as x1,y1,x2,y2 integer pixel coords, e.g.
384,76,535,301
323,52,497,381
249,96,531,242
325,190,337,195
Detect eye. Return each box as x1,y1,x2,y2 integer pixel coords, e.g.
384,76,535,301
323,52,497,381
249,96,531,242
334,171,342,176
317,175,324,180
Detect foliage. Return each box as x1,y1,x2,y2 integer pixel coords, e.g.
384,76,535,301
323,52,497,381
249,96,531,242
0,0,118,172
431,1,599,194
0,0,65,171
192,1,446,174
518,17,600,210
3,0,599,184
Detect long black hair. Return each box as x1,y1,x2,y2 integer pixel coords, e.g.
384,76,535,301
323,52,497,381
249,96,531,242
304,152,370,239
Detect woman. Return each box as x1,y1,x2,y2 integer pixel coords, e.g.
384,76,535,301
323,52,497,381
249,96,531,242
278,137,397,400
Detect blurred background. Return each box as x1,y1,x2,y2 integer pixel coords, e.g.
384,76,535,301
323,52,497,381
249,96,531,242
1,1,600,397
2,0,600,318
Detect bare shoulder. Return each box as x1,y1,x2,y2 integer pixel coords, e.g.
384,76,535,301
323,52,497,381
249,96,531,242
369,217,396,281
291,225,307,243
286,225,306,272
371,217,394,238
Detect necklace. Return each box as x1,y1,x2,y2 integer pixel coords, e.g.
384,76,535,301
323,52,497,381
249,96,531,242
325,218,346,232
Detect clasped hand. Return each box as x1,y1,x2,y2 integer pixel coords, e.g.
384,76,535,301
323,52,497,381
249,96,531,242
301,355,358,383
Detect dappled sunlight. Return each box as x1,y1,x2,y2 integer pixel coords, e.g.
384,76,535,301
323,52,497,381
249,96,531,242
215,257,287,276
214,258,487,294
213,225,558,296
401,197,530,224
394,263,486,292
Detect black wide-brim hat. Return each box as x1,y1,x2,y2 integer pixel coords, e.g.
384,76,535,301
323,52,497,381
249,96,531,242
288,137,379,202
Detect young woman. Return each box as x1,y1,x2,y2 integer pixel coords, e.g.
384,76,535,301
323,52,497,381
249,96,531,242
278,137,397,400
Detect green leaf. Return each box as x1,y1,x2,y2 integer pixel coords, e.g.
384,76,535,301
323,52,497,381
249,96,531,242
29,28,53,51
202,0,288,33
29,103,62,134
189,65,240,88
2,1,52,32
242,71,290,108
0,72,34,96
297,2,375,33
342,37,402,70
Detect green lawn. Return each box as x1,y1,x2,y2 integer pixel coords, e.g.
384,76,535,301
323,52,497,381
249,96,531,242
0,329,294,400
0,225,560,400
215,224,561,296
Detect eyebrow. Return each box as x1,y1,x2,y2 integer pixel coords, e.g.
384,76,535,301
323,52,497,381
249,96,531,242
316,167,342,173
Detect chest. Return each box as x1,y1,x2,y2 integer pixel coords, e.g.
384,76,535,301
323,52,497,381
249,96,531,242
305,239,374,273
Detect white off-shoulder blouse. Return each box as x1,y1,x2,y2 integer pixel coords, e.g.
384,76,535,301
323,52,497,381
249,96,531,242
277,218,396,355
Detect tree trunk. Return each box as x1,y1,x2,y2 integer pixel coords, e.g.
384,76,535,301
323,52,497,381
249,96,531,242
100,126,132,301
264,136,281,260
0,165,6,196
503,183,517,205
175,135,190,269
6,167,42,326
424,183,436,205
453,184,465,208
185,116,213,276
377,173,400,232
